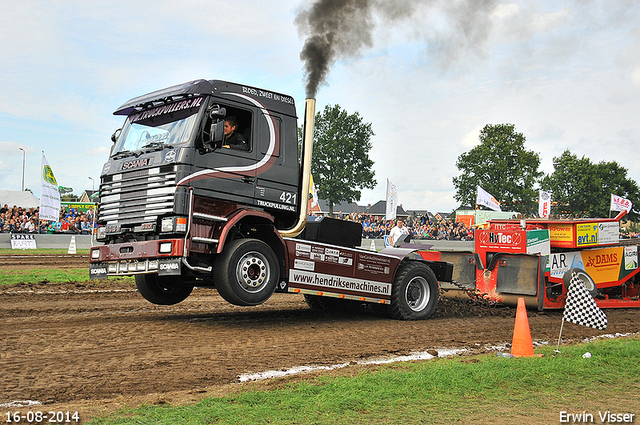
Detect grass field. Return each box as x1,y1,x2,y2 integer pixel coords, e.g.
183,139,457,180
87,337,640,425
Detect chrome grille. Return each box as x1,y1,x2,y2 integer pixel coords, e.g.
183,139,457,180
98,165,177,226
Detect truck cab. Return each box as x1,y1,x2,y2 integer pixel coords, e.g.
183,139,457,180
91,80,307,305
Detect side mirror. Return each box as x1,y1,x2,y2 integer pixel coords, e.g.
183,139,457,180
209,105,226,119
111,128,122,143
202,105,227,150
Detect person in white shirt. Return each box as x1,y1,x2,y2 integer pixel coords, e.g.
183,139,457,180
388,219,409,247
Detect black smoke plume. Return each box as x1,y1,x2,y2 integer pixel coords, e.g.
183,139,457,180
296,0,375,99
296,0,497,99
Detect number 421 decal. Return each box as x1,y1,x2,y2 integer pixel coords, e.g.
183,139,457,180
280,191,297,204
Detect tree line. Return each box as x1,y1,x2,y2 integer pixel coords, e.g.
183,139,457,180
453,124,639,221
305,105,639,222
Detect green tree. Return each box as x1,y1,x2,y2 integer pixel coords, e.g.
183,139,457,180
61,193,79,202
304,104,376,217
540,150,640,220
453,124,542,214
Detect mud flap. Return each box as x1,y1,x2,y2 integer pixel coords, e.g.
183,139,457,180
158,258,182,276
439,252,476,290
89,263,108,280
495,254,540,296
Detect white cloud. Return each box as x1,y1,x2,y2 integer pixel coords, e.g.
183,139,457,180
632,66,640,91
459,127,482,150
491,3,520,20
85,146,110,156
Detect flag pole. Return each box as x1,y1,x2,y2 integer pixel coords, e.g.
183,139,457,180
554,318,565,356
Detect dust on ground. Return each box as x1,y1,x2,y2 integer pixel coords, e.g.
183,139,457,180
1,255,638,421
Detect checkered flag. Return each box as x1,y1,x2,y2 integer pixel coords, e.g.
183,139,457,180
563,271,608,330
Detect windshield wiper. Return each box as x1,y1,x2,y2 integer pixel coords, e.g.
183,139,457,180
141,141,166,149
140,142,174,155
113,149,135,159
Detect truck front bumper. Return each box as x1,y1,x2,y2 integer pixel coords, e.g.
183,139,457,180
89,238,185,279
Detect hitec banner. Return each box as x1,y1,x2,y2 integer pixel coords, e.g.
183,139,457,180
539,190,551,218
39,153,61,222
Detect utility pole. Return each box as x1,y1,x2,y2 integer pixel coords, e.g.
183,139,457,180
19,147,25,191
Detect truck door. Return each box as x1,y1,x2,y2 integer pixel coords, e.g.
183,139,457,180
188,106,257,205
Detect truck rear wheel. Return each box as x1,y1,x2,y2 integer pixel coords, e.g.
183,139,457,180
135,274,193,305
389,262,439,320
562,268,598,297
213,238,279,306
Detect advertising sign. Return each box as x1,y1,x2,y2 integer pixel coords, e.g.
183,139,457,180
11,234,37,250
475,229,527,253
526,229,550,256
548,223,574,248
549,246,639,284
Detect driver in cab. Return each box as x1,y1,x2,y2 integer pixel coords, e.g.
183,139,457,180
222,116,248,151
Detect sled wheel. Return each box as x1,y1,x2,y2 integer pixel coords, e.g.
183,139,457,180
135,274,193,305
389,262,439,320
213,238,279,306
562,267,598,297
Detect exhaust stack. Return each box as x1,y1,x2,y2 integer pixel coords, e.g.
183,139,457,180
280,98,316,238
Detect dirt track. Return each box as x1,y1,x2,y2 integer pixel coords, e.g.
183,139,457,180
1,254,639,419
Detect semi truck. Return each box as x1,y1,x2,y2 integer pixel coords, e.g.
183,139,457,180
89,79,454,320
419,212,640,310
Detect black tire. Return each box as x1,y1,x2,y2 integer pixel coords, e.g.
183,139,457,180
213,238,279,306
389,262,439,320
562,267,598,297
135,274,193,305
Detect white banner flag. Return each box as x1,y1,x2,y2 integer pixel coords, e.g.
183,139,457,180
539,190,552,218
476,186,501,212
309,173,318,208
610,194,632,213
39,153,61,222
386,179,398,220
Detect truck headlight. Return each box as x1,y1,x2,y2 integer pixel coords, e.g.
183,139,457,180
96,226,106,241
159,242,173,254
161,217,174,232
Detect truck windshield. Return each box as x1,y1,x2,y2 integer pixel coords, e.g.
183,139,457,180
113,97,204,155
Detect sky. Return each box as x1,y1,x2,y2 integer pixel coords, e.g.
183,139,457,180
1,0,639,213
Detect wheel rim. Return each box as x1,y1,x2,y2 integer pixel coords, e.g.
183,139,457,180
404,276,430,312
236,251,270,293
575,271,596,292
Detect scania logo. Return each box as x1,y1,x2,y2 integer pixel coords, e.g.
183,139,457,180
122,158,150,170
164,150,176,162
90,267,107,274
159,262,179,270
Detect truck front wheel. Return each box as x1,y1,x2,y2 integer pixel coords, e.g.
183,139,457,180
213,238,279,306
135,274,193,305
389,262,439,320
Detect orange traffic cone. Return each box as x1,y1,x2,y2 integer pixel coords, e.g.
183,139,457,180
511,297,535,357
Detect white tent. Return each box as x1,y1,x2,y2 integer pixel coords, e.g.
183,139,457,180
0,190,40,209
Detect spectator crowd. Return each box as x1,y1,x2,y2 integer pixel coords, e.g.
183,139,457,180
4,202,638,240
321,212,475,241
0,204,96,235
